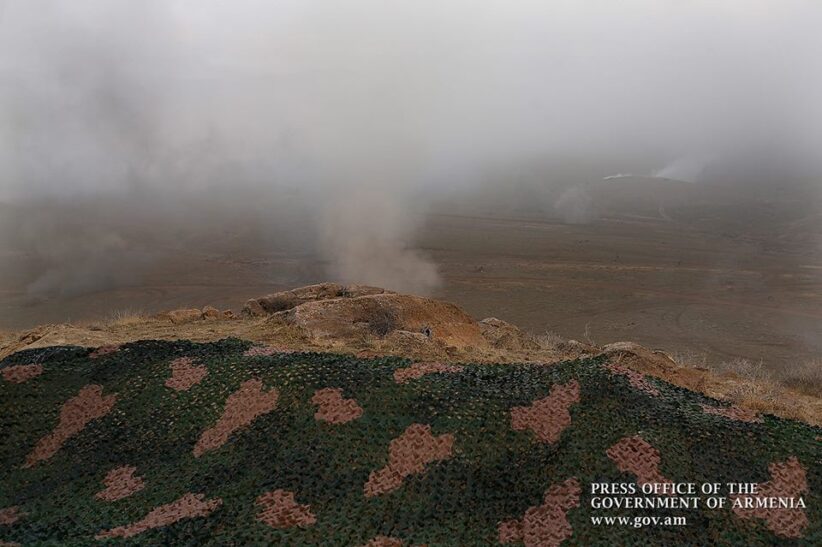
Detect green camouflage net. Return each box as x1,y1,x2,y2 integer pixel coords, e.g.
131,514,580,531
0,339,819,545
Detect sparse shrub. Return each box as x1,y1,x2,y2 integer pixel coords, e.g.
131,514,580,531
533,330,566,349
780,359,822,396
716,358,772,383
670,349,708,368
368,307,399,337
106,309,148,327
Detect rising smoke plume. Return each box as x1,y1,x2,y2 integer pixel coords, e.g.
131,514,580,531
0,1,819,297
554,186,596,225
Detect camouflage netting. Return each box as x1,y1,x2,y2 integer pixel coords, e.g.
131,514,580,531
0,339,819,545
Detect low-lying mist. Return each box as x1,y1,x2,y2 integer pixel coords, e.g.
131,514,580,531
0,1,819,301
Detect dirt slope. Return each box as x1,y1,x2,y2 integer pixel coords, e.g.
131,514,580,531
1,284,818,425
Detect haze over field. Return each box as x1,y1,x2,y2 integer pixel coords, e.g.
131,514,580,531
1,1,821,372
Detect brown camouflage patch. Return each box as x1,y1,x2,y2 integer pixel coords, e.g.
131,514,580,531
364,423,454,497
732,456,809,538
88,345,120,359
701,404,762,423
95,465,145,502
606,436,673,491
244,345,293,357
193,379,278,457
1,364,43,384
0,542,20,547
24,384,117,467
605,361,660,396
95,492,222,539
311,388,363,424
255,489,316,529
362,536,404,547
498,477,581,546
511,380,580,444
0,507,22,525
165,357,207,392
393,362,464,384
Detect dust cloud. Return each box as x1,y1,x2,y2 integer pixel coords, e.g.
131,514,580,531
0,1,819,298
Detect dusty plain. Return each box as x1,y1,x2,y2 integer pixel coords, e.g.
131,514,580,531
2,179,821,377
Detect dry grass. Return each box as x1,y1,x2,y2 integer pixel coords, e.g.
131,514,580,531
104,309,150,328
604,347,822,426
533,330,566,349
691,357,814,421
669,349,708,369
367,308,399,337
715,358,773,382
779,359,822,397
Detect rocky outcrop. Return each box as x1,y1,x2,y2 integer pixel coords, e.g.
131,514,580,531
254,285,490,350
600,342,679,374
243,283,393,317
479,318,541,351
153,306,236,324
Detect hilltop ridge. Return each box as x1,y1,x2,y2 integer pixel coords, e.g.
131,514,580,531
1,283,819,426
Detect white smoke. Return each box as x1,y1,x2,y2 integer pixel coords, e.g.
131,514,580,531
318,190,440,294
0,1,819,298
555,185,596,225
603,173,635,181
653,156,715,183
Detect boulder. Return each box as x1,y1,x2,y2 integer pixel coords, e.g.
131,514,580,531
201,306,221,320
600,341,680,376
479,317,540,351
167,309,203,325
243,283,393,317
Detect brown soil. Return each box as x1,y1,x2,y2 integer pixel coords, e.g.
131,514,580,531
393,362,465,384
193,379,279,457
165,357,207,392
700,404,762,423
511,381,580,444
606,436,673,491
1,364,43,384
95,493,222,539
95,465,146,502
311,388,363,424
255,490,316,529
0,507,22,526
364,423,454,497
25,384,117,468
498,477,581,546
732,457,809,538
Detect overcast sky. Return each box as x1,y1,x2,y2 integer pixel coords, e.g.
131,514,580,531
1,0,819,200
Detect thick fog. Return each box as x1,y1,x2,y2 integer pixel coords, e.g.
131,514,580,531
0,0,820,296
